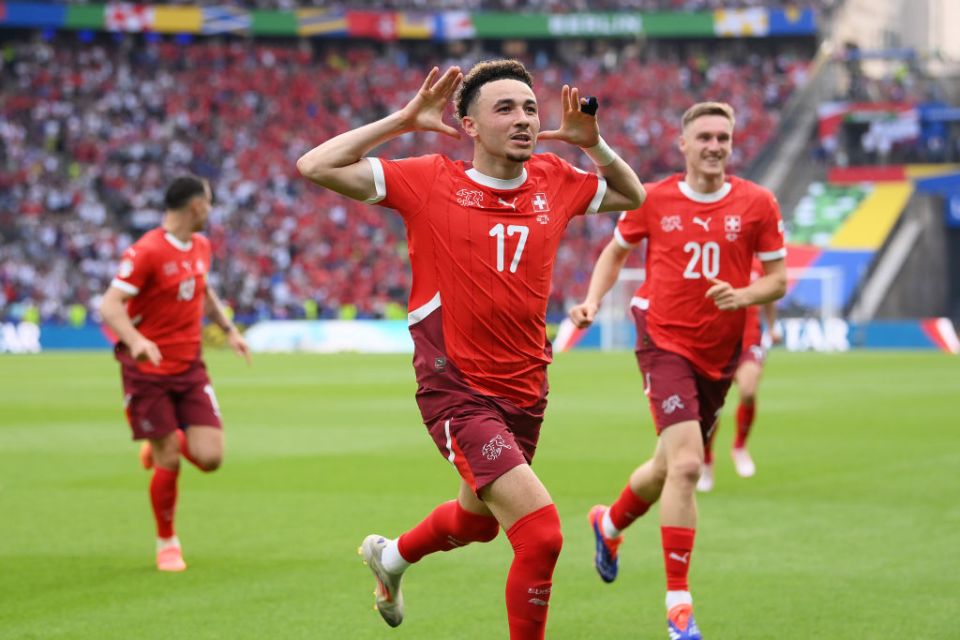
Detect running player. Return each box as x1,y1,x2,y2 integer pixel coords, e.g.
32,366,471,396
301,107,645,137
100,175,250,572
568,102,786,639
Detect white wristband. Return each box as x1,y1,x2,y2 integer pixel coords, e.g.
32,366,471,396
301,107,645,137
583,137,618,167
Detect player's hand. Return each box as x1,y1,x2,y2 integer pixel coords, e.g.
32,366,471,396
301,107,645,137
769,325,783,345
568,301,599,329
705,278,749,311
226,327,252,365
130,336,162,366
538,85,600,148
400,66,463,139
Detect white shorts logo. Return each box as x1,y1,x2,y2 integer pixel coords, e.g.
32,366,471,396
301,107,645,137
662,394,684,415
482,434,513,461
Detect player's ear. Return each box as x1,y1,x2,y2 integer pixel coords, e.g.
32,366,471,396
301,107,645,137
460,115,479,139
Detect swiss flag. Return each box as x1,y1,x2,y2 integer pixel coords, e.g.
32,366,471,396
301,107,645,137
347,11,396,41
106,3,154,32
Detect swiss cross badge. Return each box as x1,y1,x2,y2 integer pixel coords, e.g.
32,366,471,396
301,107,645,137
532,192,550,212
724,214,741,242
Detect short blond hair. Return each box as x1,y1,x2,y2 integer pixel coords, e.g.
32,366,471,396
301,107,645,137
681,102,736,131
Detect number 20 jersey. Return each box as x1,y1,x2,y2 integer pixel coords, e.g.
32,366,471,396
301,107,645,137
616,174,785,380
368,153,605,410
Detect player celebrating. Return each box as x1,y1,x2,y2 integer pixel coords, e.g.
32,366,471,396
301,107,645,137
297,60,644,638
698,263,781,492
100,175,250,572
568,102,786,639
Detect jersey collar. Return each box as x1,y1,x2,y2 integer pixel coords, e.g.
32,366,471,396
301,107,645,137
164,231,193,251
678,180,732,203
465,167,528,191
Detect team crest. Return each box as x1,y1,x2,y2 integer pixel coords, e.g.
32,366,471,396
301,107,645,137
661,215,683,232
532,192,550,212
725,214,741,241
163,261,178,276
456,188,484,208
482,434,513,461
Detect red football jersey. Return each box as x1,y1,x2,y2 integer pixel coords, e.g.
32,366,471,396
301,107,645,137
617,174,784,379
369,153,605,407
742,260,764,348
110,227,212,375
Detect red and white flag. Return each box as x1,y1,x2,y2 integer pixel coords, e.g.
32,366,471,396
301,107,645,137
106,3,154,32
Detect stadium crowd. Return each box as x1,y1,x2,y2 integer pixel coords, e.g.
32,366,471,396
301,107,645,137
38,0,841,12
0,34,809,324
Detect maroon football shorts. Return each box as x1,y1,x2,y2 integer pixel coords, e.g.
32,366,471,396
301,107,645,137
632,307,735,440
422,392,546,496
120,359,222,440
738,342,766,368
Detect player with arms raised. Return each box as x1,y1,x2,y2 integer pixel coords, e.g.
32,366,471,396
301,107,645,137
568,102,786,639
100,175,250,572
297,60,644,638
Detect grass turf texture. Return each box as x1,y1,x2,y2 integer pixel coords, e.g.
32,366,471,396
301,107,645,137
1,350,957,639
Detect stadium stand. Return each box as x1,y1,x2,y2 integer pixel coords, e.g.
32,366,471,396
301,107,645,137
0,31,810,324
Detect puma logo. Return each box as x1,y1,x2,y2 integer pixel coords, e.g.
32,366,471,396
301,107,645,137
669,552,690,564
498,197,518,210
693,217,711,231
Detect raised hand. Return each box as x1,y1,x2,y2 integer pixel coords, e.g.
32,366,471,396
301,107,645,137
400,66,463,139
538,85,600,148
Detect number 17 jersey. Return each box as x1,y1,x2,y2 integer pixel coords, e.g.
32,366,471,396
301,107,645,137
616,174,785,379
368,153,605,410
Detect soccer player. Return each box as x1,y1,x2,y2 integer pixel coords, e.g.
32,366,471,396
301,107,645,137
296,60,644,638
99,175,250,572
568,102,786,639
698,269,781,492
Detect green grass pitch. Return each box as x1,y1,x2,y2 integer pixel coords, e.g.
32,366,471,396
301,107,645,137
1,349,957,639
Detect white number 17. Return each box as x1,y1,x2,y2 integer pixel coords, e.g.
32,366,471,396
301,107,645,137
489,223,529,273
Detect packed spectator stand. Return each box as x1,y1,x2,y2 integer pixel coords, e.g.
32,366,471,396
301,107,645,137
0,32,810,325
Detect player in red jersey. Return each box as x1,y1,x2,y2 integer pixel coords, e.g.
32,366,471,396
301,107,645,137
698,261,781,492
297,60,644,638
568,103,786,639
99,175,250,572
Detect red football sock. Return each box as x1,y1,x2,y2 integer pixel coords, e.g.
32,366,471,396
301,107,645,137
175,429,205,470
608,484,652,532
150,466,179,538
661,526,696,591
734,402,756,449
397,500,499,563
505,504,563,640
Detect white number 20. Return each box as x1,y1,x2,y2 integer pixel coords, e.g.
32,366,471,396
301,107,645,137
682,241,720,279
489,224,529,273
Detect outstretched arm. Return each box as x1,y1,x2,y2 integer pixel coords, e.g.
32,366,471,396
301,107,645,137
539,85,645,213
568,238,632,329
296,67,463,202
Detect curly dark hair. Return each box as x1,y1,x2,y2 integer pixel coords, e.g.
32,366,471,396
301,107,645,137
455,59,534,120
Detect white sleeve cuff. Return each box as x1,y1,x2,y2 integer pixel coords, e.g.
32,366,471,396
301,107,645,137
757,248,787,261
110,279,139,295
365,157,386,204
613,227,635,249
586,177,607,215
